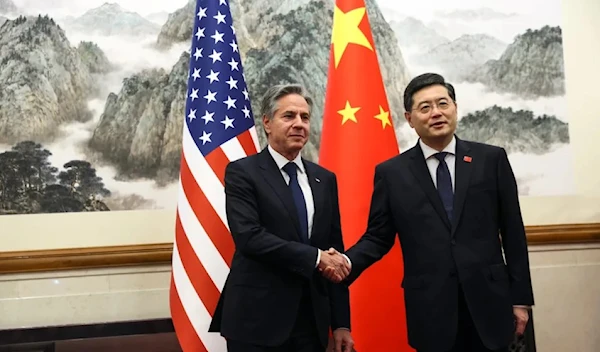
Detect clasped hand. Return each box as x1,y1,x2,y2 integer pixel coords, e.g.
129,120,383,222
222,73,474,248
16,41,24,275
317,248,351,283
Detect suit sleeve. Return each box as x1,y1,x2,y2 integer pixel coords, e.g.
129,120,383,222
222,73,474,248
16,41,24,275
327,174,351,330
224,161,318,280
344,165,397,284
496,148,535,306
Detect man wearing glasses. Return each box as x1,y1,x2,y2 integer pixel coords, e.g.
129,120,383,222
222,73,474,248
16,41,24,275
325,73,535,352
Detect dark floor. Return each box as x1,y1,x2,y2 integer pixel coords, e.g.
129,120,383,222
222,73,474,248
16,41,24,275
0,333,181,352
0,316,537,352
0,319,181,352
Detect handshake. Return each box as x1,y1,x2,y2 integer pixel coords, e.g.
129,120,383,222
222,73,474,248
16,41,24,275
317,248,352,283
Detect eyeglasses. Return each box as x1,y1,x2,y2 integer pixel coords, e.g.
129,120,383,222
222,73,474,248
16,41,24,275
413,100,453,114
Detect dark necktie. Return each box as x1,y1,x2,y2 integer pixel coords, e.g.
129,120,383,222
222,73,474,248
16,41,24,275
434,152,454,222
282,162,309,243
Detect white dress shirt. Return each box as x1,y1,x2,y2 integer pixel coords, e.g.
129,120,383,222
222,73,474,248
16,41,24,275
267,145,320,266
419,136,456,191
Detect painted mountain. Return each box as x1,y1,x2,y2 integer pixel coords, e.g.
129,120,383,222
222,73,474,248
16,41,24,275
388,16,449,54
418,34,507,81
88,53,189,185
456,106,568,154
466,25,565,97
88,0,412,185
0,15,111,144
0,0,574,214
0,15,116,214
63,2,161,37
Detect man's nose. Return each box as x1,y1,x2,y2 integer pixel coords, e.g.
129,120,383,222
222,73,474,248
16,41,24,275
430,105,443,117
291,115,305,126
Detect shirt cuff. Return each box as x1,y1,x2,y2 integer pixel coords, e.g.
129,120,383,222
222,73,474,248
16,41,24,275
513,305,532,309
341,254,352,268
315,249,321,268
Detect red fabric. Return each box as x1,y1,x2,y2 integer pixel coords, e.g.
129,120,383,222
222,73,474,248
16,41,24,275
319,0,413,350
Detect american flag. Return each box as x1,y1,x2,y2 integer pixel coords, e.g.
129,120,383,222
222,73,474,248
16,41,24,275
169,0,260,350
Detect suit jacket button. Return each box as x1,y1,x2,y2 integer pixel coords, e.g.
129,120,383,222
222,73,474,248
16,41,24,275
450,239,456,245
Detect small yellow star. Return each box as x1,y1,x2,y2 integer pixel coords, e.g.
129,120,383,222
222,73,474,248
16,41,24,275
374,105,392,129
338,101,361,125
331,6,373,68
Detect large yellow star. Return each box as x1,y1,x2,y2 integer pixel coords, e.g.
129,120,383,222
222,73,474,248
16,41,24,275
338,101,361,125
331,6,373,68
374,105,392,129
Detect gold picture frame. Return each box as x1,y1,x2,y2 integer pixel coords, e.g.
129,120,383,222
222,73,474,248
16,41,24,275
1,223,598,275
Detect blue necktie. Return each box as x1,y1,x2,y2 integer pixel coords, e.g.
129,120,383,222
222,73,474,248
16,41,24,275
434,152,454,222
283,162,309,243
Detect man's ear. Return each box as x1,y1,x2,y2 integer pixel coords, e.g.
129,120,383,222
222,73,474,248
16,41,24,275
262,115,271,135
404,111,414,128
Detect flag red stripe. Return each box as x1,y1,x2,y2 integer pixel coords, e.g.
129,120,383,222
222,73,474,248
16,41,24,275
318,0,411,350
237,130,257,157
180,155,234,266
205,147,229,186
175,215,221,315
170,278,209,352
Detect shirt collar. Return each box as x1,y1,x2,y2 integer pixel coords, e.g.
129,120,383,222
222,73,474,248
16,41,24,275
267,144,305,174
419,135,456,160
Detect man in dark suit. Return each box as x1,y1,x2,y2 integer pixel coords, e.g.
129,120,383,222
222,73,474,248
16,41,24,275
324,73,534,352
209,84,354,352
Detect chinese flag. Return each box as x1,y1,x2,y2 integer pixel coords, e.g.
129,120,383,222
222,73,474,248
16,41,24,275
319,0,412,351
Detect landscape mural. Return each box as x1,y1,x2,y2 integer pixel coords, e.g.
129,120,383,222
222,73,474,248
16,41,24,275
0,0,572,214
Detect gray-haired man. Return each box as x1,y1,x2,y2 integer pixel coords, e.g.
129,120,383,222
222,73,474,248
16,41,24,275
209,84,354,352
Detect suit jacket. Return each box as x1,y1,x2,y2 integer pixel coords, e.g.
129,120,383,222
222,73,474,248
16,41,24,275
209,148,350,347
345,137,534,351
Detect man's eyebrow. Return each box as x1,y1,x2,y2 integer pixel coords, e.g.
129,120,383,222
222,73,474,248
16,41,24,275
282,109,310,115
417,97,449,106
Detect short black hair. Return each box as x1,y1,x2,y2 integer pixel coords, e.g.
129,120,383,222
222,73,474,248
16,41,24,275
403,73,456,112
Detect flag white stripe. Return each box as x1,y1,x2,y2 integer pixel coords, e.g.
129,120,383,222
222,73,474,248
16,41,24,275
221,136,247,163
182,124,229,230
172,243,227,351
178,180,230,291
249,126,261,152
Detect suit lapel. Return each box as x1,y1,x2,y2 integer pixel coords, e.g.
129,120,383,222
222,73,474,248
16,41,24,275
408,145,451,230
451,139,473,236
304,161,324,245
258,149,303,241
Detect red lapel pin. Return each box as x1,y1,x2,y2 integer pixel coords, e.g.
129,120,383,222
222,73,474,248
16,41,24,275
463,156,472,163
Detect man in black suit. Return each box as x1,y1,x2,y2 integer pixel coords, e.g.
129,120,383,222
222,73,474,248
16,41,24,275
209,84,354,352
324,73,534,352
